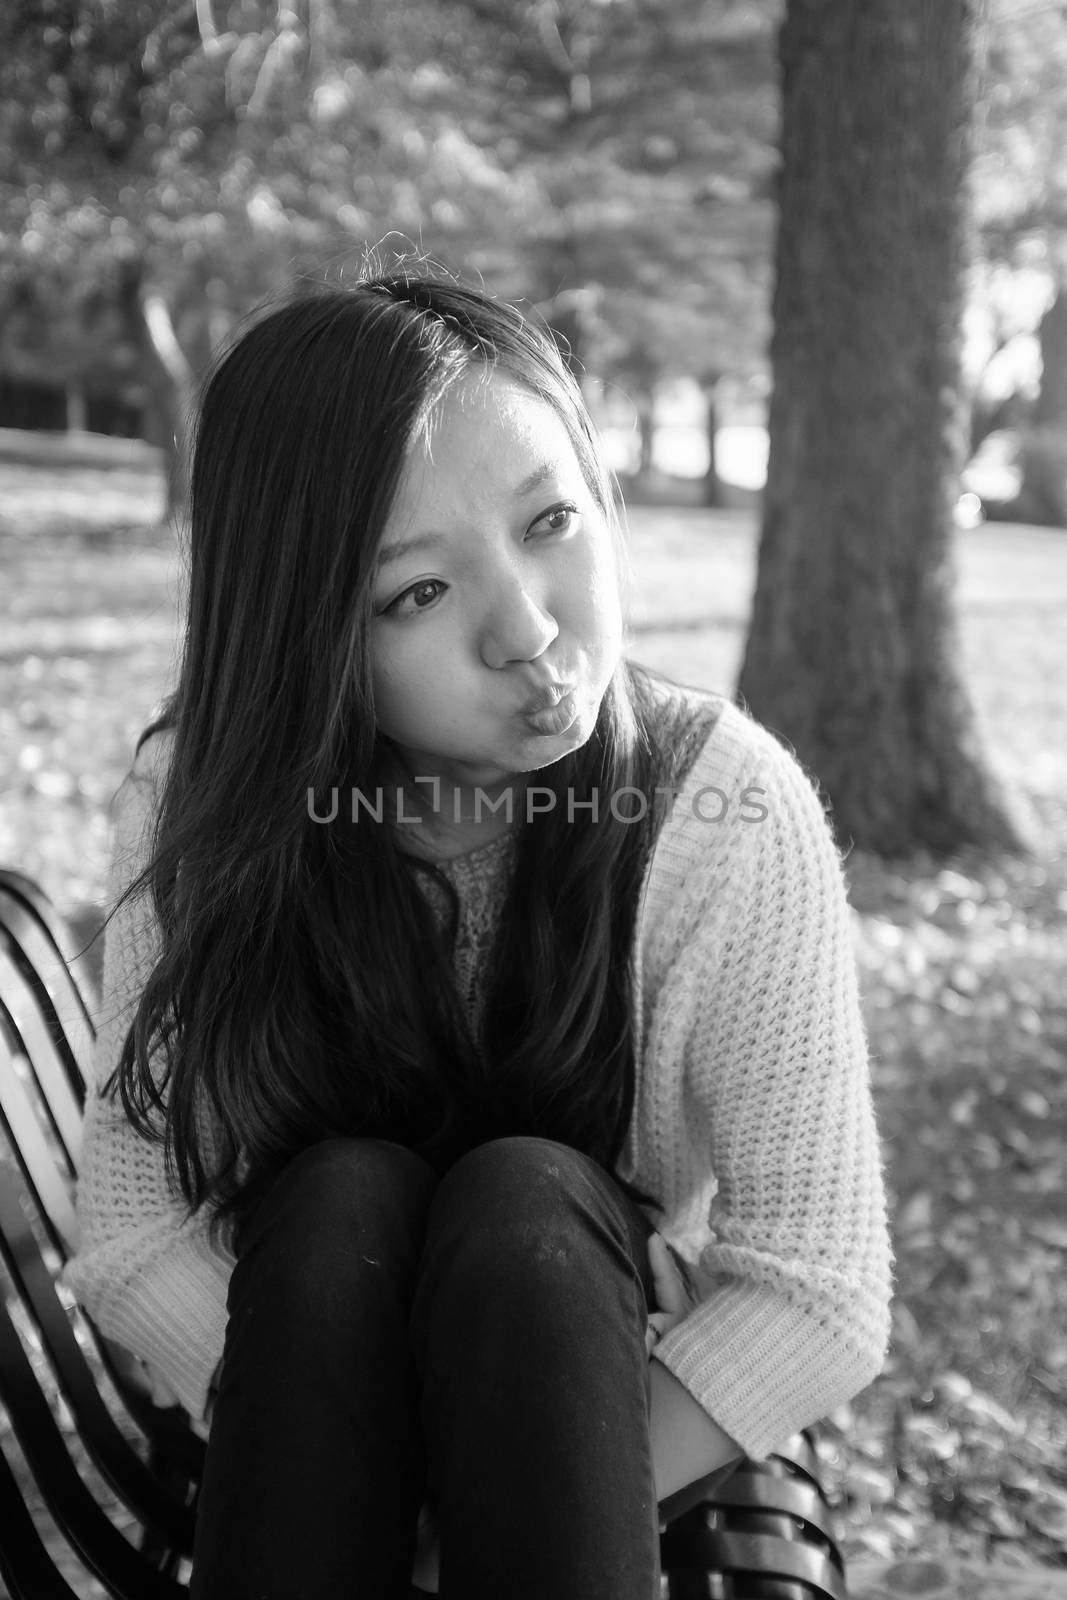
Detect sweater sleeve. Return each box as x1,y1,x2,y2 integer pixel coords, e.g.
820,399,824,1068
646,712,893,1461
60,734,232,1424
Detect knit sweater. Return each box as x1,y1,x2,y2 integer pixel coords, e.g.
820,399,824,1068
63,689,892,1462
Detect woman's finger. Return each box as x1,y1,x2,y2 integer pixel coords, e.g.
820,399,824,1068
141,1360,182,1409
648,1232,689,1316
645,1311,670,1354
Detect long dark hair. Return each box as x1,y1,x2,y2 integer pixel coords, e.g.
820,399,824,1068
109,272,704,1235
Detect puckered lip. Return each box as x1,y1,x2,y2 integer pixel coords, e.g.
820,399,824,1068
517,681,577,716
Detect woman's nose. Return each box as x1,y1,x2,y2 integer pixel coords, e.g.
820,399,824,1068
478,572,559,669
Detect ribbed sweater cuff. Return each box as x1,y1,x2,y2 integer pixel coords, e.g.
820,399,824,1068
64,1233,231,1423
651,1279,881,1461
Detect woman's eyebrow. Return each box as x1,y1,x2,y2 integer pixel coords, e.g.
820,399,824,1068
514,460,565,498
376,532,447,571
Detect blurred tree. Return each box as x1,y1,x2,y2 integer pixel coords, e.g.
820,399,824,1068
0,0,532,511
972,0,1067,523
0,0,784,517
472,0,779,425
738,0,1030,858
1017,281,1067,523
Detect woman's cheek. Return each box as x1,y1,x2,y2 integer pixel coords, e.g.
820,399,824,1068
372,630,459,745
369,647,412,740
584,562,625,666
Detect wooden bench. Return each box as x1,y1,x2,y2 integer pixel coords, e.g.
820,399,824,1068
0,865,850,1599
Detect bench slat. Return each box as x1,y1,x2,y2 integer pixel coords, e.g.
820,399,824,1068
0,1293,188,1600
0,872,98,1038
0,1443,84,1600
0,1022,81,1260
0,1166,197,1554
659,1526,848,1598
0,886,96,1093
0,943,83,1175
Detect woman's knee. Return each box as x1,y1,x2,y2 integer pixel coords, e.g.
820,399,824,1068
424,1137,640,1293
447,1135,593,1206
233,1136,437,1307
268,1135,432,1212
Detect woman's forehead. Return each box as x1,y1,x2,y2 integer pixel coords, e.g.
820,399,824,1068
394,373,584,507
418,368,572,447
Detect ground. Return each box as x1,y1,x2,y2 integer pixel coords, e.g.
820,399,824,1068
1,453,1066,1595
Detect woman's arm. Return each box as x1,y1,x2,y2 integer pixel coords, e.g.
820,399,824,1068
646,1234,741,1498
649,1361,738,1498
61,735,232,1423
642,710,893,1463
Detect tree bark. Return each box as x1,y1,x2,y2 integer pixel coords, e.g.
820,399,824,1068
702,377,724,508
1015,288,1067,526
65,382,87,433
1033,289,1067,425
116,258,194,522
636,391,655,477
547,298,586,377
738,0,1029,858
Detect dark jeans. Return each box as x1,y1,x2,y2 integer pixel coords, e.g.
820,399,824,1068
189,1135,666,1600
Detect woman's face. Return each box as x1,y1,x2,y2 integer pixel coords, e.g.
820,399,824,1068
370,370,624,795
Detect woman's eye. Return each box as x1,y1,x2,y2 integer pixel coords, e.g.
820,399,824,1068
382,579,446,618
528,502,579,538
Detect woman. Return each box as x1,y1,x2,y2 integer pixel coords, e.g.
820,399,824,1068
65,272,892,1599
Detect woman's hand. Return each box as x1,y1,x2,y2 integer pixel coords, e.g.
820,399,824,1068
645,1232,693,1354
645,1232,742,1503
142,1363,183,1408
98,1335,184,1409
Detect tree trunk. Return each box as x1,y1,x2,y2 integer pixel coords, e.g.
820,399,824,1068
636,391,655,476
738,0,1029,858
1034,289,1067,424
116,258,194,522
1015,288,1067,526
547,298,586,377
702,377,724,508
65,383,87,433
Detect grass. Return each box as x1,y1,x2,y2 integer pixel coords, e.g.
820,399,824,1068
1,457,1067,1581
